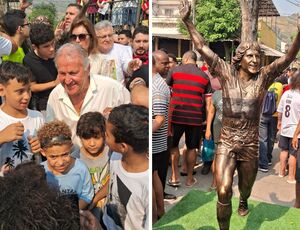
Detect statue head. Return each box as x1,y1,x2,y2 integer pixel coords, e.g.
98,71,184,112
232,42,261,73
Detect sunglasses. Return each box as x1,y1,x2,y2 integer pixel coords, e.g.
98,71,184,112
21,23,31,27
69,33,90,42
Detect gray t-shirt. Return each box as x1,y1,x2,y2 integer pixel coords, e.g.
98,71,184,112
74,145,110,208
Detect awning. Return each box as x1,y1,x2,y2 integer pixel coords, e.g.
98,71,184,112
260,44,284,57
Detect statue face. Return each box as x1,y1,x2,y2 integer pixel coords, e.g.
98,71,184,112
240,49,260,75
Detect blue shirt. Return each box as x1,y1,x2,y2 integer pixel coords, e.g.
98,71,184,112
41,158,94,203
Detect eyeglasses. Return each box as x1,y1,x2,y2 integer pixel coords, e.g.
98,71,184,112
97,34,114,39
69,33,90,42
21,23,31,27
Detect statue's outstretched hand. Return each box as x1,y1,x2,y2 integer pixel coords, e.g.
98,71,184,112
179,0,191,21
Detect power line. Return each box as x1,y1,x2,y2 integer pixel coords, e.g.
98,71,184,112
286,0,300,7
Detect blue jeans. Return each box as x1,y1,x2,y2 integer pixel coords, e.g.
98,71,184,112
259,115,278,169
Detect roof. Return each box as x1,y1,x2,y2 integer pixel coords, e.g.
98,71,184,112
260,44,284,57
259,0,280,17
153,33,191,40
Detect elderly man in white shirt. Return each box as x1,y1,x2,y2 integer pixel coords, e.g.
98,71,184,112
90,20,141,85
46,43,130,149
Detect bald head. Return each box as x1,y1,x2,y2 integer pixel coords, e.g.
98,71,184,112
153,50,169,75
182,51,197,64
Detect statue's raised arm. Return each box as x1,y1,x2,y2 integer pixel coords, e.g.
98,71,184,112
180,0,217,67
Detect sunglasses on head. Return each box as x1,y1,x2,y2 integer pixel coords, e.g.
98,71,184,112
69,33,90,42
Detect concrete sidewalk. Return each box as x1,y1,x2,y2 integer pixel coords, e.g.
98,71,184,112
164,143,295,211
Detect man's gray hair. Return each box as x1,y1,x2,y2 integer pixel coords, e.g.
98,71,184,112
54,43,90,70
94,20,113,32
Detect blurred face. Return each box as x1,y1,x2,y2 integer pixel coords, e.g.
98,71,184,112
81,136,105,156
132,33,149,55
105,122,122,153
118,34,131,46
0,79,31,114
42,144,74,175
64,6,80,30
34,39,55,60
20,19,30,38
168,57,177,69
56,52,90,99
70,25,90,53
154,53,169,75
240,49,261,75
96,27,114,54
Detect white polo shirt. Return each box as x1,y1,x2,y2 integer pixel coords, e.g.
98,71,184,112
46,74,131,147
0,37,12,64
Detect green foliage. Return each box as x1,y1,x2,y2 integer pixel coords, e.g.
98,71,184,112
28,3,57,26
179,0,241,42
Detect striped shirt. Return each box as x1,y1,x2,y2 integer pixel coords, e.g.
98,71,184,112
152,73,170,154
167,64,212,126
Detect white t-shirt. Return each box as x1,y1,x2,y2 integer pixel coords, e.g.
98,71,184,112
103,152,149,230
0,37,12,64
89,43,132,85
0,108,44,167
277,89,300,138
46,74,131,148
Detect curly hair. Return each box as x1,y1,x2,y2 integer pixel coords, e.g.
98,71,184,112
0,162,79,229
76,112,106,139
37,120,72,149
232,41,261,70
108,104,148,154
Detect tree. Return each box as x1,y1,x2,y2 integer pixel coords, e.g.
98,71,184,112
28,2,57,26
239,0,259,42
179,0,241,61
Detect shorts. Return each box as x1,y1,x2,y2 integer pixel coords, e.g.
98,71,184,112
171,123,203,149
152,150,168,173
279,135,300,157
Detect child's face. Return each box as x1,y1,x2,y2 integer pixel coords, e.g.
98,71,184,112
105,121,120,153
41,143,73,175
81,136,105,156
0,79,31,113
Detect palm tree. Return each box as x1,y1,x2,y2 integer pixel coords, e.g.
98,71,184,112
12,139,29,163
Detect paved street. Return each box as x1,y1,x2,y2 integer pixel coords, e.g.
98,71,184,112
164,143,295,211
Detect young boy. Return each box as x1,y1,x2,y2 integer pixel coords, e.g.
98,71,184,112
0,61,44,169
103,104,149,230
37,120,94,210
23,22,59,112
76,112,110,218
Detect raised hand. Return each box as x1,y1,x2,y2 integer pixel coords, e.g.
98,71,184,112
179,0,191,22
27,136,41,154
0,122,24,144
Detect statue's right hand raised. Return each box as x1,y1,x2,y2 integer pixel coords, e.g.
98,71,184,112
179,0,191,21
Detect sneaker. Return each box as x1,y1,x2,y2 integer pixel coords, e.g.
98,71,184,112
258,167,268,173
164,192,177,200
268,161,272,166
238,200,249,216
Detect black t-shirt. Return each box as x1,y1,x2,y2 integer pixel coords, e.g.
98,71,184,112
24,52,57,111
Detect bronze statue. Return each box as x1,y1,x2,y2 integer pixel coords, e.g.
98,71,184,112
179,0,300,229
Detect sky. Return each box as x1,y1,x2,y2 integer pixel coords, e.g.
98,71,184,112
272,0,300,16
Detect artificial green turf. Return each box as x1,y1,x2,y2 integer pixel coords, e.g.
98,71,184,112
153,190,300,230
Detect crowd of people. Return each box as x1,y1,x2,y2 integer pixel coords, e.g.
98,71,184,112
0,0,149,229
